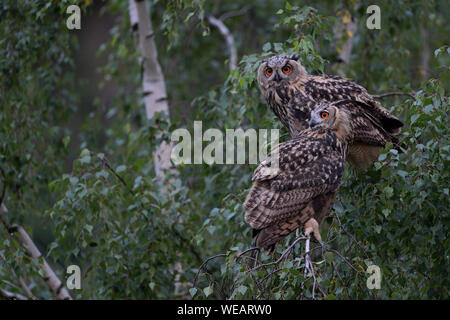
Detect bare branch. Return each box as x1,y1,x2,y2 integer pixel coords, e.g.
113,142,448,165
0,287,27,300
372,91,416,99
219,5,252,21
246,236,308,273
193,253,228,288
207,15,238,72
0,204,72,300
0,252,36,300
236,247,260,261
325,247,360,273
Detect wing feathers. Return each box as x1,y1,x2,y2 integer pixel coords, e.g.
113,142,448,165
244,133,345,231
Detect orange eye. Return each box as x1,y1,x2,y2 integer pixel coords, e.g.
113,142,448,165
265,68,273,77
282,65,291,74
321,111,329,119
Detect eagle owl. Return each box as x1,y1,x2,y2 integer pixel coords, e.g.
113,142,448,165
257,55,404,170
244,103,353,251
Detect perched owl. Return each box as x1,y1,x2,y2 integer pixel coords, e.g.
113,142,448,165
244,103,353,251
257,54,404,170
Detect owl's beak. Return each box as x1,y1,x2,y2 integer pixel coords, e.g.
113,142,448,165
273,72,281,83
309,118,318,128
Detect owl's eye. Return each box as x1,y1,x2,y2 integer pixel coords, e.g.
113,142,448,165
282,65,291,74
265,68,273,77
321,111,329,119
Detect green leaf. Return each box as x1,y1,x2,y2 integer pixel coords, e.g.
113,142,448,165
203,286,213,297
69,177,79,185
85,225,94,234
262,42,271,51
189,288,197,297
80,155,91,164
237,285,247,295
383,186,394,198
116,165,126,173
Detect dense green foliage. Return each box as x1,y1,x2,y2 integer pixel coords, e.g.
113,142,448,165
0,0,448,299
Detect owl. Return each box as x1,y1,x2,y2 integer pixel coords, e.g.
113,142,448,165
257,54,404,170
244,103,353,251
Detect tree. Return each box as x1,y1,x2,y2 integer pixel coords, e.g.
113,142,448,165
0,0,448,299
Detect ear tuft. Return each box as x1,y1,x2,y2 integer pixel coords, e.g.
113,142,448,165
289,54,299,61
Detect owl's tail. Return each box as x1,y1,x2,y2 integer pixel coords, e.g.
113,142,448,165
253,213,309,252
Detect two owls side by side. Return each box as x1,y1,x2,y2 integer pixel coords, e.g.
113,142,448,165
244,55,404,251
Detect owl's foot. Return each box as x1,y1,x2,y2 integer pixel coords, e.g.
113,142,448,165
304,218,322,242
303,233,316,299
304,218,324,299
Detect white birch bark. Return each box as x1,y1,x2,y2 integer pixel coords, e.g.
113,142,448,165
207,15,238,71
0,287,27,300
129,0,188,296
129,0,173,180
334,2,359,76
0,204,72,300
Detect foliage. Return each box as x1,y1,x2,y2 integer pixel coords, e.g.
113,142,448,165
0,0,448,299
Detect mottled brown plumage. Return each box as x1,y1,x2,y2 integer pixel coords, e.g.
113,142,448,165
244,104,353,251
257,54,404,170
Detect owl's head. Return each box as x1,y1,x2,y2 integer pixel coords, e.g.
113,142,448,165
257,54,308,96
309,103,353,141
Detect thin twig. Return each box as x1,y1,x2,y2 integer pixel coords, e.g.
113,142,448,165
326,247,359,273
193,253,228,288
97,154,129,189
0,167,6,210
373,91,416,99
333,211,369,260
246,236,308,273
236,247,260,261
172,229,203,264
219,5,252,21
0,253,36,300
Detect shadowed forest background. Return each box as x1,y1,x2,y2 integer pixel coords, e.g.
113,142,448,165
0,0,449,299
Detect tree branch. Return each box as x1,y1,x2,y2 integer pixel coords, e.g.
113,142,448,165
219,5,252,21
246,236,309,273
372,91,416,99
0,287,27,300
207,15,238,72
0,252,36,300
193,253,228,289
0,204,72,300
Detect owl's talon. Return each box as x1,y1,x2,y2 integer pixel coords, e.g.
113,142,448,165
304,218,322,242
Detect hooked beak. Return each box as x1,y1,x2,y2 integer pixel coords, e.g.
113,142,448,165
309,118,318,128
273,72,281,83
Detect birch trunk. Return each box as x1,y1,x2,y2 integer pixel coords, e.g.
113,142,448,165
334,2,359,76
128,0,187,297
419,25,430,82
129,0,173,180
